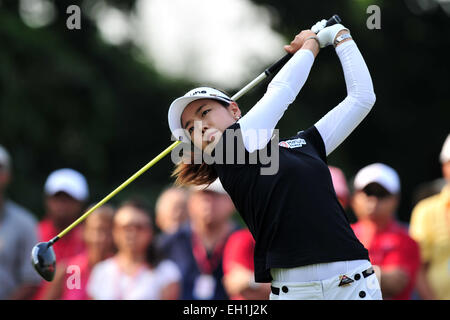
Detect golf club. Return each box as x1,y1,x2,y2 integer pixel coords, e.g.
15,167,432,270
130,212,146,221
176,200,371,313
31,14,342,282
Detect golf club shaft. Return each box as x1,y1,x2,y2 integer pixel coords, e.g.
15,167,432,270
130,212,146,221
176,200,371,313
49,14,342,245
50,141,179,244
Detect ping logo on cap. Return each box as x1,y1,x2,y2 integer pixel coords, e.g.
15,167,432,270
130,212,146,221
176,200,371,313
192,90,207,96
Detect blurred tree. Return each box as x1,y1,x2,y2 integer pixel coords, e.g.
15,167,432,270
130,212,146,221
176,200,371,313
0,0,194,218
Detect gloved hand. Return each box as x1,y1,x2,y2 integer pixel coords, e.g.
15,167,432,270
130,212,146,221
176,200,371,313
311,20,349,48
311,19,327,34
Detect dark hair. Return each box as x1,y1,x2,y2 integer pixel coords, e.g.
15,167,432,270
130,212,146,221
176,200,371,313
171,97,232,187
172,156,218,187
117,198,164,268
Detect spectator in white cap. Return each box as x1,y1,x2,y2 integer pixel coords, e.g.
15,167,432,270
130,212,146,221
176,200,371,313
0,145,42,299
157,178,238,300
33,168,89,299
0,145,11,172
409,133,450,300
350,163,421,300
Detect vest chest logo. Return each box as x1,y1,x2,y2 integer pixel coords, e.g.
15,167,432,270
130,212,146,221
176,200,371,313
278,138,306,149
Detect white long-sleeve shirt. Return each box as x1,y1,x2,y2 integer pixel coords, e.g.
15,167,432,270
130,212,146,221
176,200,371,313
237,40,376,155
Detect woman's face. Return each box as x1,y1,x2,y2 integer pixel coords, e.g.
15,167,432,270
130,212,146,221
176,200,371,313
46,192,84,228
83,211,115,258
113,206,152,255
351,191,398,225
188,191,233,230
156,189,188,234
180,99,241,153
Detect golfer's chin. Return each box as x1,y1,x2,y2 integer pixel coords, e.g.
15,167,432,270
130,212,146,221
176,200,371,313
203,141,218,156
203,132,222,155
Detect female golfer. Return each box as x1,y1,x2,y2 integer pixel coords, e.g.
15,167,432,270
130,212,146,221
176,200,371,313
168,21,381,300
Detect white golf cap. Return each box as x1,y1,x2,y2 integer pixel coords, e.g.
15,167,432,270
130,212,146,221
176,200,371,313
168,87,232,143
0,145,11,171
191,178,229,195
440,133,450,164
44,168,89,201
354,163,400,194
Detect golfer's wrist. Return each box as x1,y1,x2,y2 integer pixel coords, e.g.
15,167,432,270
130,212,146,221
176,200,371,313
334,29,351,47
305,36,320,48
302,37,320,57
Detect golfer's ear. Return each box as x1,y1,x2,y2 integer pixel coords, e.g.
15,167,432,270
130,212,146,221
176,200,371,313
228,101,241,119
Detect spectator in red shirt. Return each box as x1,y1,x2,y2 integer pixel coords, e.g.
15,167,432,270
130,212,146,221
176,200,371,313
43,204,116,300
222,229,271,300
350,163,421,300
34,168,89,299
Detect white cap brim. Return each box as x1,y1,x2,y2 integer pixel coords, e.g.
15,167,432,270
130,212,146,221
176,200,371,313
354,163,400,194
44,168,89,201
168,87,232,143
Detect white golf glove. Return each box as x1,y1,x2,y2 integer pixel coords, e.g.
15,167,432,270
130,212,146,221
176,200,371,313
311,19,328,34
312,21,349,48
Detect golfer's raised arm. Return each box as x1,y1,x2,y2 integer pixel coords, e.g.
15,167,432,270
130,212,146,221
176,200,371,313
238,30,319,153
314,29,376,156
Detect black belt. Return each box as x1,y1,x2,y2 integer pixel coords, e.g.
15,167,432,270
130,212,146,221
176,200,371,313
271,266,375,295
362,267,375,278
271,285,286,295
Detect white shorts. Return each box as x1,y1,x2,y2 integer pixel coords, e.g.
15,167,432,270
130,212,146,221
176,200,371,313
269,260,382,300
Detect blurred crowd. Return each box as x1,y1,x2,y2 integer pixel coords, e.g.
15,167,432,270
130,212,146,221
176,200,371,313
0,133,449,300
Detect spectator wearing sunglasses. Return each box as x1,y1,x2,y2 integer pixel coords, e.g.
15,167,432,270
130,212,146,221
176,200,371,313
87,200,181,300
350,163,420,300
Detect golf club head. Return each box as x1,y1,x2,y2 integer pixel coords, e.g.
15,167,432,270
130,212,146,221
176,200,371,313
31,242,56,281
